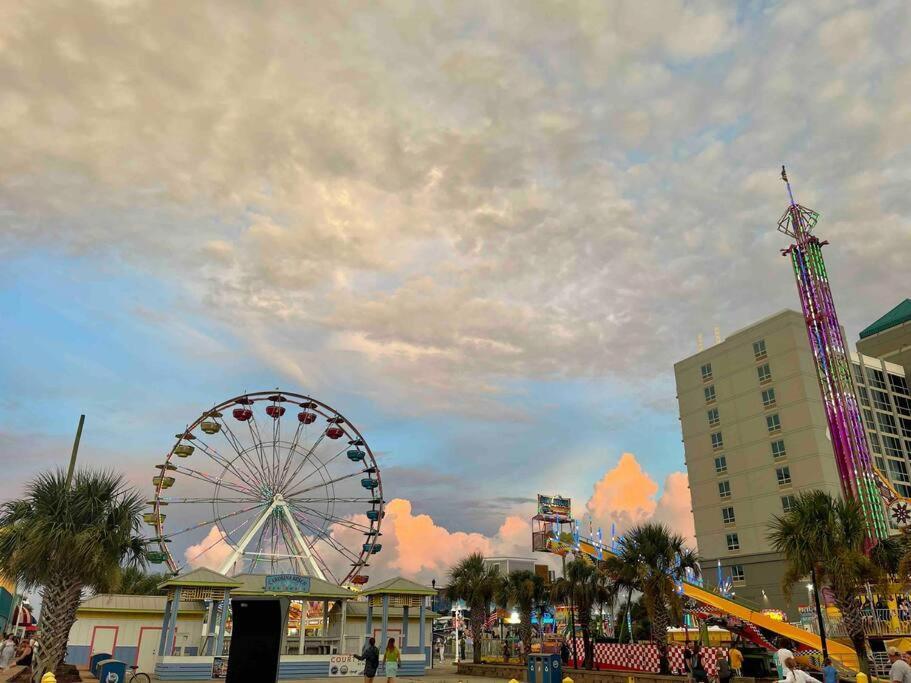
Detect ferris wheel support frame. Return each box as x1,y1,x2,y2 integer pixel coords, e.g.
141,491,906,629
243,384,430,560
216,495,327,580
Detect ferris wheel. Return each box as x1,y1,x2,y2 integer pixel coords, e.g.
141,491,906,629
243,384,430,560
145,390,384,585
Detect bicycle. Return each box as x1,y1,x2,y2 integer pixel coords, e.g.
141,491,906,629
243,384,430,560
126,664,151,683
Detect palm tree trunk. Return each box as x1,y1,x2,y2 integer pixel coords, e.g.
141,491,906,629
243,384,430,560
470,610,485,664
579,610,593,670
644,591,671,675
33,573,83,682
836,593,870,676
521,607,533,659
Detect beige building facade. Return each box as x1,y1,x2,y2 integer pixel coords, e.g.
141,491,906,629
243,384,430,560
674,309,909,617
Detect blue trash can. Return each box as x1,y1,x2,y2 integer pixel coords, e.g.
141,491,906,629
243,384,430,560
528,654,538,683
540,653,562,683
89,652,112,676
98,659,127,683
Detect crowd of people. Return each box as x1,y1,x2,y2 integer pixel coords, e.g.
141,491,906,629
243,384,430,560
0,633,33,671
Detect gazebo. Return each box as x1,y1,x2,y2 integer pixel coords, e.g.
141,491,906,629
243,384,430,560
360,577,437,674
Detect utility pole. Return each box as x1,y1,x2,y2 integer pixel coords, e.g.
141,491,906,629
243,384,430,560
65,415,86,487
810,568,829,661
562,554,578,668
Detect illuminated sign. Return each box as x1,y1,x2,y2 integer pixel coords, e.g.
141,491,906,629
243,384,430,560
537,494,571,521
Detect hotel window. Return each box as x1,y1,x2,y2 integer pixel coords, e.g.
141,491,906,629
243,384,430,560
887,459,911,498
731,565,745,584
776,466,792,487
711,431,724,450
704,385,716,404
858,386,870,407
781,495,797,513
762,388,777,408
701,363,713,382
884,435,904,458
757,363,772,384
722,506,736,525
726,533,740,551
872,390,892,412
895,395,911,417
771,439,787,459
901,417,911,439
718,480,731,499
868,368,886,389
870,433,882,454
753,339,767,361
707,407,720,428
876,456,887,471
864,409,876,431
766,413,782,434
714,455,728,474
890,374,910,396
878,413,898,435
853,363,865,385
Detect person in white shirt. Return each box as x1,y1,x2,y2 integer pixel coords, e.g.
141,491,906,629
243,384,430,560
775,642,795,679
888,647,911,683
777,657,822,683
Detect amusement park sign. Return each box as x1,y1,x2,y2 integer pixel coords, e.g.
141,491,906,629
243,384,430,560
265,574,312,593
537,494,571,521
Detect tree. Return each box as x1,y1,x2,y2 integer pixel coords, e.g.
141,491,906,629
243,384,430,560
603,553,640,643
615,595,651,642
497,569,548,658
614,523,699,674
447,553,501,664
550,557,612,669
0,469,147,680
117,566,166,595
769,490,895,676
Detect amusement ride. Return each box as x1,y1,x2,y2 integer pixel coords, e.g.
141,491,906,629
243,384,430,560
144,390,384,586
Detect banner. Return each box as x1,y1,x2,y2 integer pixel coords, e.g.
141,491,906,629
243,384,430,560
329,654,365,677
537,494,571,521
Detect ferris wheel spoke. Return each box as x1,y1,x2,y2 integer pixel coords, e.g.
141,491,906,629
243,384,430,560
166,502,265,538
193,438,262,490
215,415,265,478
279,513,337,582
247,513,273,573
281,431,328,492
289,510,362,564
246,411,275,488
175,465,259,498
286,469,364,499
285,443,349,492
288,500,373,533
161,496,261,504
292,496,379,504
177,514,255,575
276,422,306,491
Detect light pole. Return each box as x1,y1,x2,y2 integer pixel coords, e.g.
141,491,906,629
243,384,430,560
807,570,829,661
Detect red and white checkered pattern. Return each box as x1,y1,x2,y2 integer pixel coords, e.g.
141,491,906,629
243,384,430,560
571,640,728,677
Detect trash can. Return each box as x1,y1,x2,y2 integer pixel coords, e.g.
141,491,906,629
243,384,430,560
528,654,538,683
89,652,112,676
98,659,127,683
540,653,562,683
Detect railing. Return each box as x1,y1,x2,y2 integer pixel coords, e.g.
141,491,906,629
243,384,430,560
801,609,911,638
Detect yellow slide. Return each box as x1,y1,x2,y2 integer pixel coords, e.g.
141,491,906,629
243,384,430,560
683,582,858,671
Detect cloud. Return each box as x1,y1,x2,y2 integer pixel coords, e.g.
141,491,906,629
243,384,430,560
184,524,234,571
585,453,695,545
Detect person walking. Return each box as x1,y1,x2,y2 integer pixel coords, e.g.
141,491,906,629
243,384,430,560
0,634,16,669
729,643,743,677
355,637,379,683
560,639,570,666
774,640,794,680
822,657,837,683
888,647,911,683
14,638,32,670
383,637,400,683
777,657,822,683
717,654,732,683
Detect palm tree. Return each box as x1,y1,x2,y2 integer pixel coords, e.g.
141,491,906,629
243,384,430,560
117,566,166,595
497,569,547,658
447,553,500,664
614,523,699,674
769,490,895,676
603,553,639,643
0,469,147,681
550,557,611,669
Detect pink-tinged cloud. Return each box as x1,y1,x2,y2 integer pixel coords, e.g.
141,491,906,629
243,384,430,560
585,453,695,546
184,524,234,570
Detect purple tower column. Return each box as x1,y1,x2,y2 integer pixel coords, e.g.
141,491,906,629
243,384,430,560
778,167,887,544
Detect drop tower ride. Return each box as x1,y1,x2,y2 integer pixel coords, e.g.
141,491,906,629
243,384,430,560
778,167,888,544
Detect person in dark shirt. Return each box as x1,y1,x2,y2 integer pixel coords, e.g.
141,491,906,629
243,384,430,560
355,637,380,683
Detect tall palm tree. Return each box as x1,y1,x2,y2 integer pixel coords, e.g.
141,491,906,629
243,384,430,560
769,490,895,676
117,566,166,595
497,569,547,658
550,557,611,669
447,553,500,664
615,523,699,674
603,554,639,643
0,469,147,681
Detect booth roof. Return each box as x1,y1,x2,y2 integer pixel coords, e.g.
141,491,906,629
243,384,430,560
158,567,242,590
360,577,436,597
231,573,356,600
340,602,441,619
78,594,206,614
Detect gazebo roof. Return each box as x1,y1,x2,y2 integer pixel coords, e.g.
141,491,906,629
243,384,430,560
231,573,356,600
360,577,436,597
158,567,242,590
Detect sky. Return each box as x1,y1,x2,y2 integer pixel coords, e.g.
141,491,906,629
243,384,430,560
1,0,910,586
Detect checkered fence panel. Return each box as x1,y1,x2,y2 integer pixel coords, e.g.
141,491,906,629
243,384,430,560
572,640,727,677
